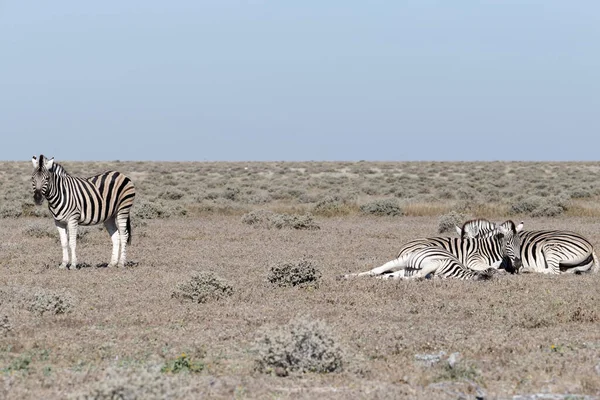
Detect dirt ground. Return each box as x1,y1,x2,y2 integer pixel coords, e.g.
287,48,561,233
0,215,599,399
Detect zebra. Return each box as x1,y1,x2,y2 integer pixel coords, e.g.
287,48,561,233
31,155,136,269
345,221,521,279
348,247,496,280
390,219,523,272
457,218,599,274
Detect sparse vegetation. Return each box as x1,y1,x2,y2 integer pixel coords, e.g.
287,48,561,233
1,161,599,398
360,198,404,216
241,210,320,230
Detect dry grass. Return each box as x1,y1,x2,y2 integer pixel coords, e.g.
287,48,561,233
0,213,599,399
1,161,600,398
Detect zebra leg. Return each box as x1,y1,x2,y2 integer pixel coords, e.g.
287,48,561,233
415,258,443,279
344,255,410,278
104,218,120,268
116,214,130,267
54,220,69,269
67,219,79,270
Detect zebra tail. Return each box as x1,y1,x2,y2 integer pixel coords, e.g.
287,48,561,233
127,216,132,245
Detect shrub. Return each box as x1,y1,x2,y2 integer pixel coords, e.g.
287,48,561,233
253,317,345,376
510,195,569,217
437,211,466,234
157,189,185,200
359,198,403,216
133,200,169,220
312,196,354,217
241,211,320,230
172,272,234,303
28,289,75,316
268,259,321,288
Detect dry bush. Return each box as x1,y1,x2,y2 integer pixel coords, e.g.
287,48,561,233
28,289,76,316
253,317,345,376
241,210,320,230
268,259,321,288
360,198,403,216
171,271,234,303
437,211,466,234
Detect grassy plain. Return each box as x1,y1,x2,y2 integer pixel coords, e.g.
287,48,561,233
1,161,599,399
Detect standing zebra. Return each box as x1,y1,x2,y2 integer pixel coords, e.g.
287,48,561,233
457,219,599,274
345,222,521,279
31,155,136,269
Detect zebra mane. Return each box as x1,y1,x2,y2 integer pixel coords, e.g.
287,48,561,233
38,154,45,172
460,218,495,240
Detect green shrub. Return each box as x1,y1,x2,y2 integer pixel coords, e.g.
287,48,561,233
253,317,345,376
359,198,403,216
268,259,321,288
172,272,234,304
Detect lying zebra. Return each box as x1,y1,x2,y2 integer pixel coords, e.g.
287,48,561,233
456,218,599,274
345,221,521,280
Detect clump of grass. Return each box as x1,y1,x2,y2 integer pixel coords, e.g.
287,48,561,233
171,271,234,303
161,353,204,374
360,198,403,216
268,259,321,288
28,289,75,316
157,189,185,200
437,211,466,234
241,211,320,230
253,317,345,376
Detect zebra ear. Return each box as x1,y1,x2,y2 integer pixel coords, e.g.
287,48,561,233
31,156,38,169
44,157,55,170
516,221,524,232
455,225,462,236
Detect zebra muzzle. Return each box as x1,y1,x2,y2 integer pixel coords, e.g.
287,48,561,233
33,191,44,205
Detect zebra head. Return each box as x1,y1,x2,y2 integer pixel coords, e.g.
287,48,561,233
494,220,523,271
31,155,55,205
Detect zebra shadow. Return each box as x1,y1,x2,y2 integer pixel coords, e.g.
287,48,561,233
73,261,140,269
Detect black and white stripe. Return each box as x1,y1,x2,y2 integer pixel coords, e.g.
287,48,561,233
31,155,136,269
392,220,523,272
458,219,598,274
345,221,521,279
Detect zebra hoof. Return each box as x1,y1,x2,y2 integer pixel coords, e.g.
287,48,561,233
58,263,68,270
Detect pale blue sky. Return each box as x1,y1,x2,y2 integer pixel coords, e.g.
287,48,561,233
1,1,598,161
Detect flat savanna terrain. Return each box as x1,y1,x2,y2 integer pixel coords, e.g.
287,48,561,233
1,161,600,399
